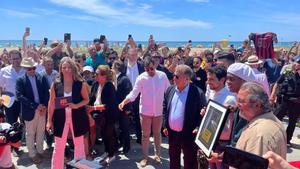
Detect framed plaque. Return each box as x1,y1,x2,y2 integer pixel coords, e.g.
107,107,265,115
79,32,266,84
195,99,229,157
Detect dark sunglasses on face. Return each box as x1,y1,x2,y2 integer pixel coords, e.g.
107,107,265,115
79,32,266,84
96,72,105,76
27,67,36,71
145,67,155,72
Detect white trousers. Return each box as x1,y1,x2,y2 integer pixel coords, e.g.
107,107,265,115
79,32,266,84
24,111,46,158
51,108,85,169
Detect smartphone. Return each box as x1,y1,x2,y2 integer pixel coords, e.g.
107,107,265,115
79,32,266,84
138,44,142,49
44,37,48,45
25,27,30,34
223,146,269,169
64,33,71,43
99,35,105,43
128,34,132,40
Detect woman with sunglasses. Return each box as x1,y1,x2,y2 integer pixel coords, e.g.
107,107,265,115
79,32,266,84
87,65,119,165
46,57,90,169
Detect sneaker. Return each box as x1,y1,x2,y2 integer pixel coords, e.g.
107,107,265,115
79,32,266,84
31,155,42,164
154,155,161,163
140,158,148,167
105,156,116,164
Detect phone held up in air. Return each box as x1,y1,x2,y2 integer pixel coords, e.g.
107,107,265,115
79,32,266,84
223,146,269,169
64,33,71,43
43,37,48,45
25,27,30,34
99,35,105,43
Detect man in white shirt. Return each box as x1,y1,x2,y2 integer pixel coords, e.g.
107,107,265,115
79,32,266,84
0,50,25,124
205,65,236,169
0,50,25,157
119,57,170,167
125,48,144,144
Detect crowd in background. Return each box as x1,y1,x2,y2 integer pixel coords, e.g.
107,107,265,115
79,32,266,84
0,29,300,169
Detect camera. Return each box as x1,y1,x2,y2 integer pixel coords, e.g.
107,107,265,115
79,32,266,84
0,122,23,145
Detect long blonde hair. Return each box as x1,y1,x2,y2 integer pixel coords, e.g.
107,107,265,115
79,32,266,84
56,57,83,83
96,65,117,89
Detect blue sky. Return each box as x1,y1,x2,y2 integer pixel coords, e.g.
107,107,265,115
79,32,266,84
0,0,299,41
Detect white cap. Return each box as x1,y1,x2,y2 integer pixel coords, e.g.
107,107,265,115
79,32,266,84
227,63,256,82
83,66,94,73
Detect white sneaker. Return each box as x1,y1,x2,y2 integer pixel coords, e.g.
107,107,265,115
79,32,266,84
105,156,116,164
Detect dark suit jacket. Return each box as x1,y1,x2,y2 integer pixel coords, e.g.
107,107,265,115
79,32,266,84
16,73,49,121
89,81,119,124
157,64,173,81
124,60,145,75
163,84,206,138
116,73,133,112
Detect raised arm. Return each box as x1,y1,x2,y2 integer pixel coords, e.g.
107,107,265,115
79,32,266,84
66,40,73,58
22,30,30,54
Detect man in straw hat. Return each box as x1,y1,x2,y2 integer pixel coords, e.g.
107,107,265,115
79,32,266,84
47,39,73,71
245,55,270,96
15,57,49,163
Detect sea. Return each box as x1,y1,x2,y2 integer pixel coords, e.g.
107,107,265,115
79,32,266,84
0,40,295,49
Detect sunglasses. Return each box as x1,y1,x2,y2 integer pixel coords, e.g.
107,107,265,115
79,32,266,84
27,67,36,71
145,67,155,72
193,62,200,64
96,72,106,76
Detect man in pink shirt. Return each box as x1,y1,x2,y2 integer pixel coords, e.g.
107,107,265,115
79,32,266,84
119,56,170,167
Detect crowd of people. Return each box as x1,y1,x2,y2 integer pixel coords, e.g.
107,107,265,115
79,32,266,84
0,29,300,169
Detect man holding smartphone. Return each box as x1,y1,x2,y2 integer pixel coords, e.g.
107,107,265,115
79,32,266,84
46,34,74,71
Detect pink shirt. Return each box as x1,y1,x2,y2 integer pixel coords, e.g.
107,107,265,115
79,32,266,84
126,70,170,117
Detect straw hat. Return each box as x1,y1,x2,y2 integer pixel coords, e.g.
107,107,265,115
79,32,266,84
50,39,60,48
245,55,263,65
20,57,37,68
